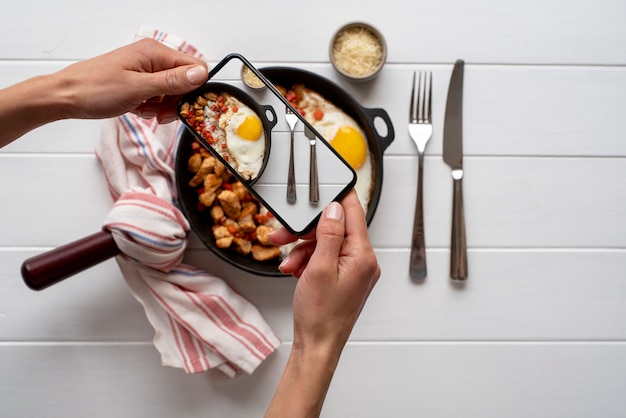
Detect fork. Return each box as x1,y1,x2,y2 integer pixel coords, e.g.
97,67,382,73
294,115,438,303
408,71,433,280
285,106,298,203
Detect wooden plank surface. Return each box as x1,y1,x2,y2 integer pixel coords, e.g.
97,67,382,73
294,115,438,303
0,0,624,65
2,154,624,248
1,343,625,418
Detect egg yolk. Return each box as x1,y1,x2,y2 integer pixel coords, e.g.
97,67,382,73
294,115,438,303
330,126,367,170
236,115,263,141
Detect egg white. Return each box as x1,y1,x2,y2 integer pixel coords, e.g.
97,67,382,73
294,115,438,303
219,98,266,180
300,94,373,213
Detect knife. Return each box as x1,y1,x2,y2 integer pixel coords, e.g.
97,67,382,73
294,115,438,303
304,125,319,204
443,59,468,281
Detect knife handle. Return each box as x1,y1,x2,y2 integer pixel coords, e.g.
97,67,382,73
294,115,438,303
309,140,319,204
451,175,468,280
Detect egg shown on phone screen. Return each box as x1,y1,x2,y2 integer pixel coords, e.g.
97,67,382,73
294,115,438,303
284,85,373,212
220,104,266,180
180,91,266,181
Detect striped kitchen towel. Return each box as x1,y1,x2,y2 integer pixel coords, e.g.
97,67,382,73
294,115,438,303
94,28,280,376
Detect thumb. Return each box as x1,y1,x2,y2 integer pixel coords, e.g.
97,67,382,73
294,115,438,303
309,202,346,268
143,64,208,96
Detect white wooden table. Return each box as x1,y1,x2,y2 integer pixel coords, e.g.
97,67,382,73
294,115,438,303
2,1,625,416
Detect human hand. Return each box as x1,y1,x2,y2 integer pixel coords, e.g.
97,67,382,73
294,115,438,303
54,38,208,123
270,190,381,362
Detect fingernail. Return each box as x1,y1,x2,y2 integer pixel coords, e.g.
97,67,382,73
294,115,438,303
186,65,207,85
325,201,343,220
267,230,278,245
278,255,290,270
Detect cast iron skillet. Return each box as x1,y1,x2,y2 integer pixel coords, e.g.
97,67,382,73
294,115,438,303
174,67,395,276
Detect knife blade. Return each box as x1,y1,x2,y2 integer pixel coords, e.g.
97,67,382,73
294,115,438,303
443,59,468,281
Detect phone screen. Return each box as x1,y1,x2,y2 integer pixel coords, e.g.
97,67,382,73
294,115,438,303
177,54,356,235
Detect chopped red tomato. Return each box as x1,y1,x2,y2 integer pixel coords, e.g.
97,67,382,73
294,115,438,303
254,214,268,224
286,90,297,103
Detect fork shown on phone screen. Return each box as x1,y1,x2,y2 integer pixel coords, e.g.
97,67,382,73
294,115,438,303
285,106,298,204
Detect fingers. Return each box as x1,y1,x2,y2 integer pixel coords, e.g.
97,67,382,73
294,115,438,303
131,38,208,100
135,38,204,70
271,190,367,279
268,221,317,247
278,241,315,277
140,63,208,98
131,63,207,123
133,95,184,123
306,201,346,272
270,191,359,251
269,191,362,247
268,227,299,247
276,201,346,277
340,190,369,241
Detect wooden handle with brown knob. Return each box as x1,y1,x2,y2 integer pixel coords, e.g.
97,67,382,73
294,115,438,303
21,229,120,291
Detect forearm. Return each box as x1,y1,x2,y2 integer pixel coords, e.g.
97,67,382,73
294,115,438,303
0,72,73,148
264,346,341,418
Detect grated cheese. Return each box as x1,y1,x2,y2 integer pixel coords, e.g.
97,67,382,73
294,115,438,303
332,27,383,77
241,66,265,89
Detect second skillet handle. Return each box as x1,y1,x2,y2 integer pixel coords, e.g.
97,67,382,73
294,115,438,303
362,107,395,154
21,229,120,291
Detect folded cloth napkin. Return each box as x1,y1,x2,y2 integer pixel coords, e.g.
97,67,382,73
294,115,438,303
95,28,280,377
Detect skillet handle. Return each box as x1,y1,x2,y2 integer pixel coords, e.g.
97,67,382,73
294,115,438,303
362,107,395,153
21,229,120,291
261,104,278,130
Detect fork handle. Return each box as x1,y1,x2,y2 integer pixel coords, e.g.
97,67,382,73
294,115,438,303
287,131,297,203
409,154,427,280
450,176,468,280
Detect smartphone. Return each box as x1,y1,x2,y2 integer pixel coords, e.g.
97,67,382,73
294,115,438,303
177,54,356,235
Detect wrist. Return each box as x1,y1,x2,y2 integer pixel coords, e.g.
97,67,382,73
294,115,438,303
38,70,79,121
289,342,341,377
264,344,341,418
0,73,73,147
14,73,75,123
291,334,345,373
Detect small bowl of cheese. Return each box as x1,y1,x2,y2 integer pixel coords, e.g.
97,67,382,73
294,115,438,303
330,22,387,82
241,64,267,90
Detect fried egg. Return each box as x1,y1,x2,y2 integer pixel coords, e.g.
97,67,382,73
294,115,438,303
294,87,373,212
223,103,265,180
203,94,266,180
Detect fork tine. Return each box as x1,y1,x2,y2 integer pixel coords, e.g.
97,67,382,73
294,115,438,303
418,71,426,123
410,71,433,124
410,71,418,123
424,71,432,123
